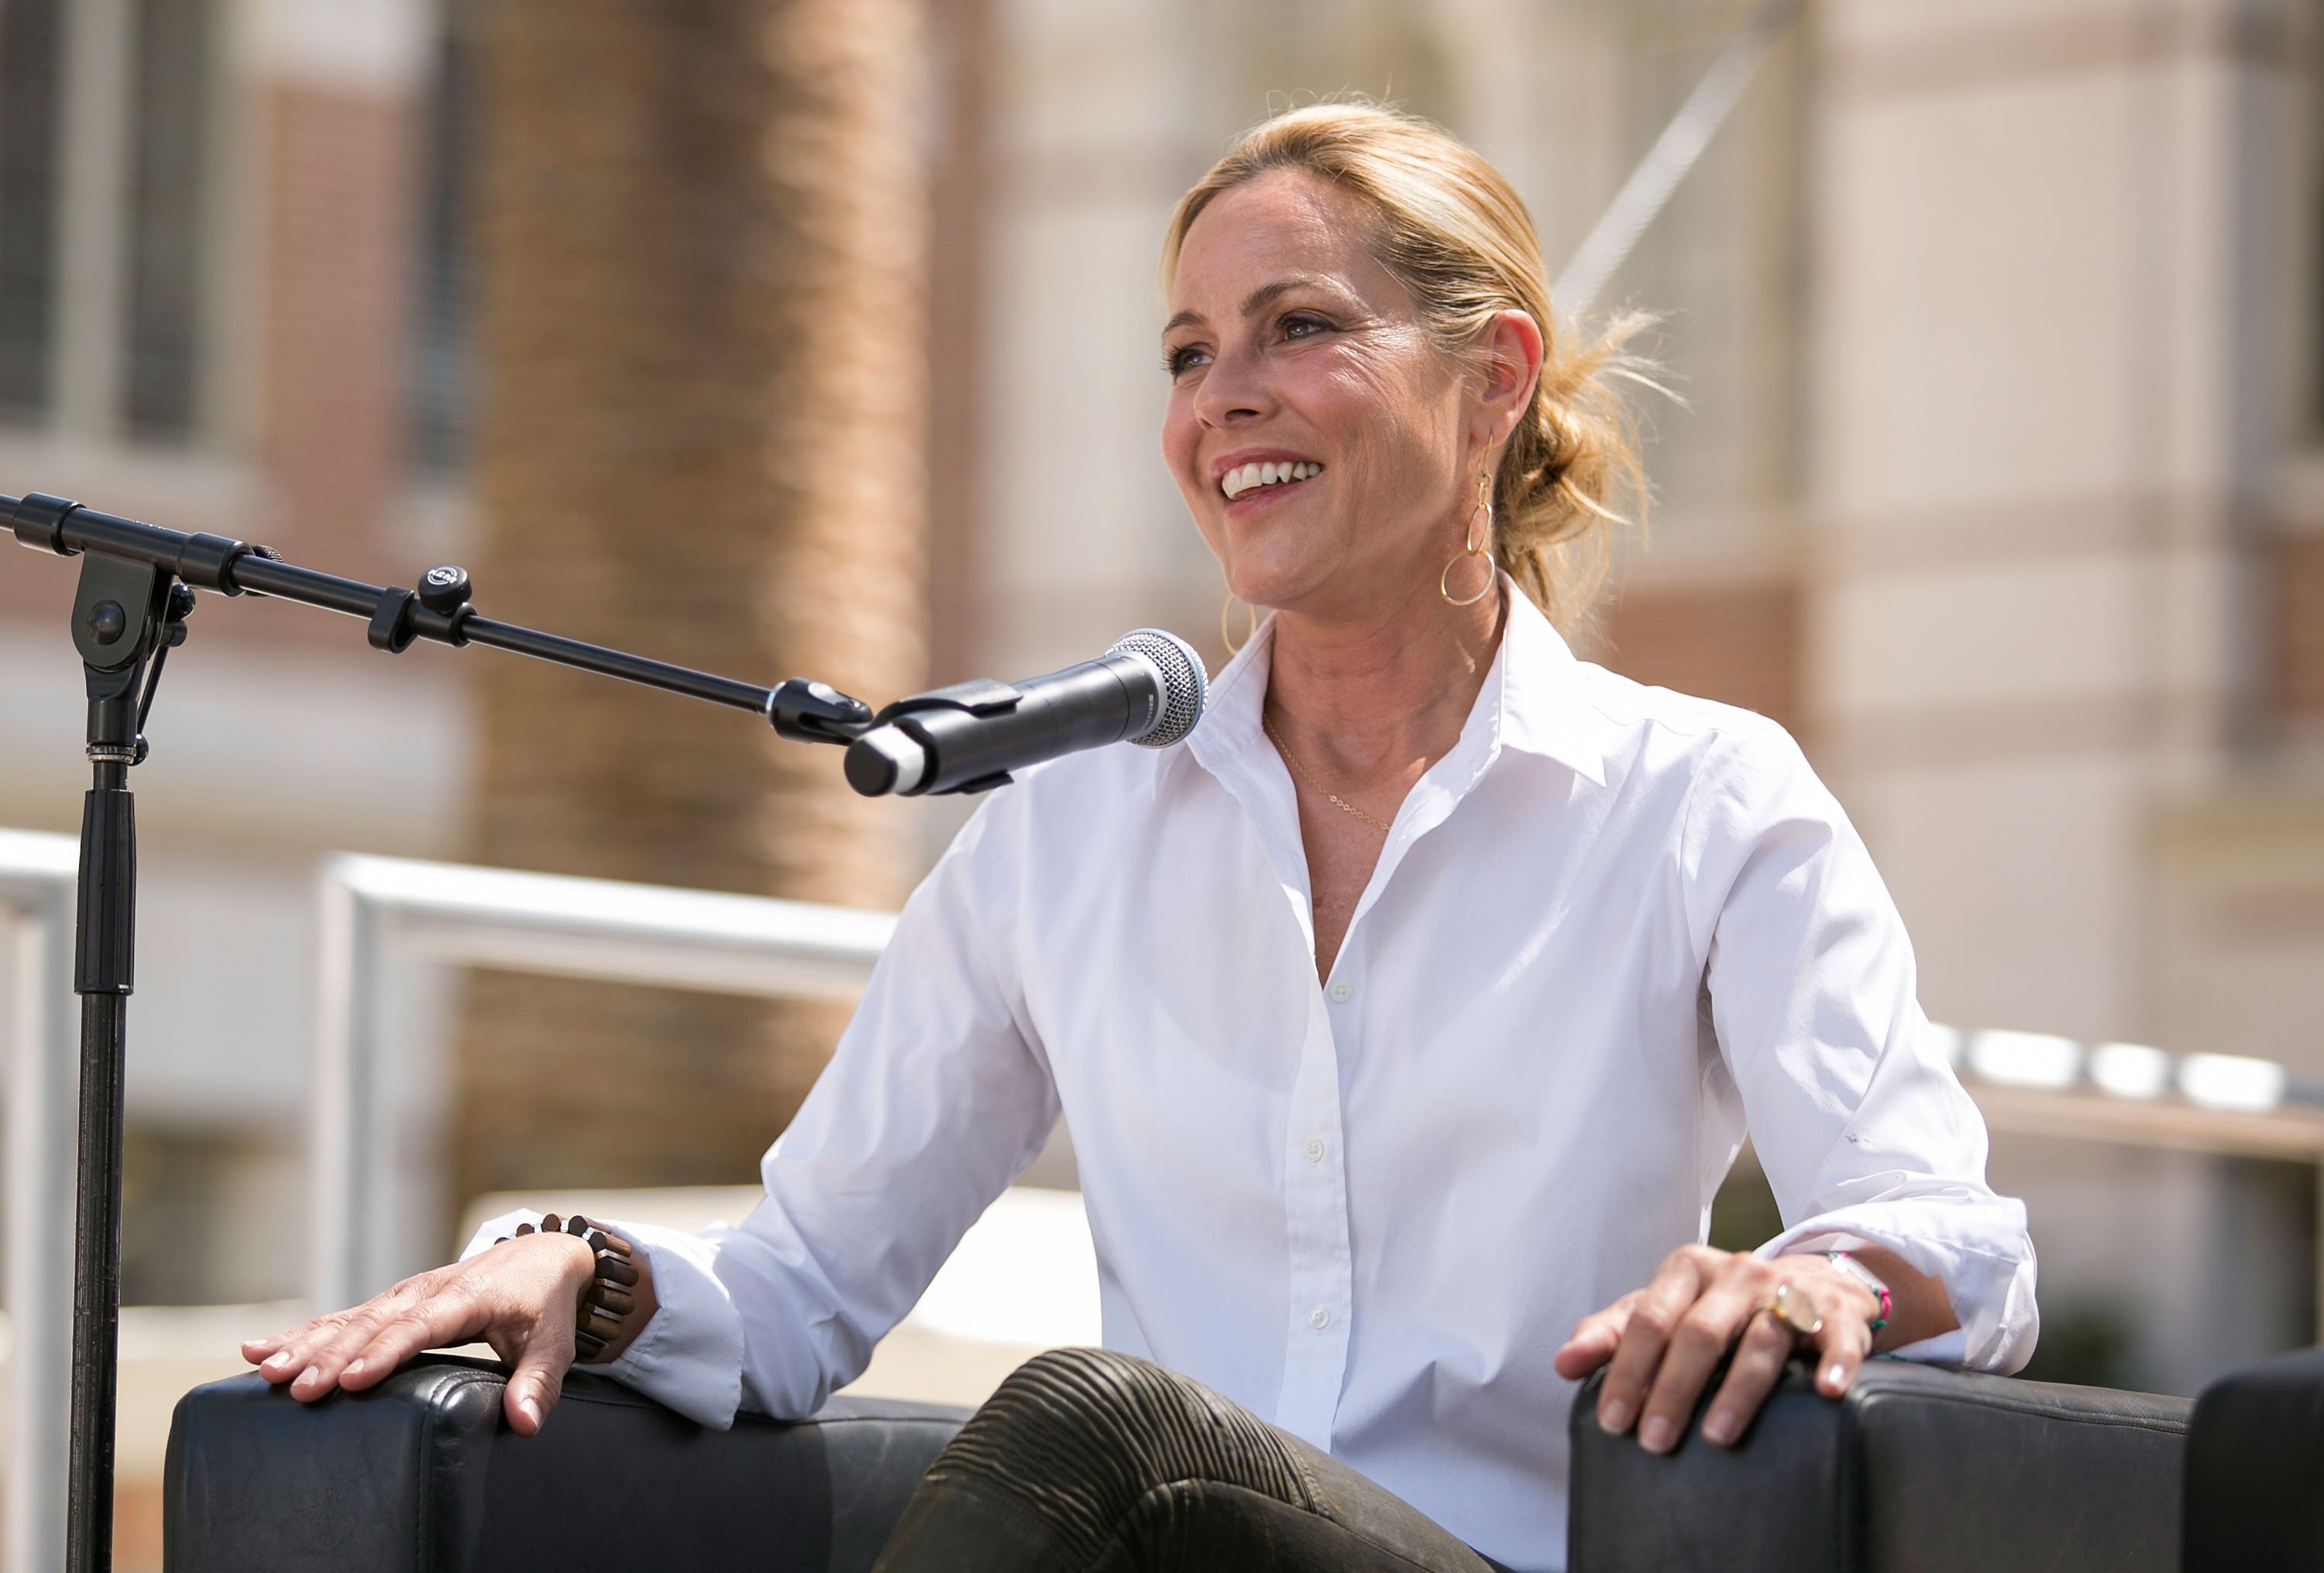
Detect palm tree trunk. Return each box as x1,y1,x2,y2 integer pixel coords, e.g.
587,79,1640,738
456,0,927,1206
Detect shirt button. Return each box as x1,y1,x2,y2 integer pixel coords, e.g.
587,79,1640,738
1308,1307,1331,1330
1303,1139,1325,1163
1328,979,1352,1003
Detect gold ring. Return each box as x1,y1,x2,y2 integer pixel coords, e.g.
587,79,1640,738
1759,1282,1824,1339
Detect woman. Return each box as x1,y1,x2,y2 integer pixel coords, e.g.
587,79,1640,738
246,104,2035,1571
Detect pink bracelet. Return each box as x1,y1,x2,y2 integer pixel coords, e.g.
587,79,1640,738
1823,1249,1890,1333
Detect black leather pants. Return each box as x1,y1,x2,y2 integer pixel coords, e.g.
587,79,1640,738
871,1348,1513,1572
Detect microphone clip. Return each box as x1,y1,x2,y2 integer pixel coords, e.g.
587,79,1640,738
860,677,1026,795
875,676,1023,722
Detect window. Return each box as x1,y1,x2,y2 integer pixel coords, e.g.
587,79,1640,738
0,0,218,442
0,0,65,422
122,0,214,440
407,14,476,477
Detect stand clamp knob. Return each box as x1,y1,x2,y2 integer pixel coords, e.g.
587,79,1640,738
417,565,473,614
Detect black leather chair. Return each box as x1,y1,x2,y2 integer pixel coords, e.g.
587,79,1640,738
167,1353,2192,1571
163,1356,966,1573
1569,1361,2189,1572
2180,1344,2324,1570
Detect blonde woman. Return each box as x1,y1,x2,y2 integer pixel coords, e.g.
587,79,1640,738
246,105,2036,1571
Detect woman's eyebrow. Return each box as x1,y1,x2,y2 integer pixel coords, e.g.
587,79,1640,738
1238,276,1335,315
1162,275,1345,341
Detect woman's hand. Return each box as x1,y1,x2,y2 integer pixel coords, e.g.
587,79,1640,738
1552,1244,1947,1453
239,1230,631,1435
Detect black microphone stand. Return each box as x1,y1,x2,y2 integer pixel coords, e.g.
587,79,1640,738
3,490,878,1573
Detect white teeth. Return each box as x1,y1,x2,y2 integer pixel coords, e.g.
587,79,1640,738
1220,460,1322,498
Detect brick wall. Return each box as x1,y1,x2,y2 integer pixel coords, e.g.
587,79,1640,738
2274,533,2324,721
258,83,413,575
1596,579,1806,742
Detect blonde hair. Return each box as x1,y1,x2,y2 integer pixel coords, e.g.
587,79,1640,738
1163,102,1650,631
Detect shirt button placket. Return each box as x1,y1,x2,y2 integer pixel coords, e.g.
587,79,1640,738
1277,984,1354,1444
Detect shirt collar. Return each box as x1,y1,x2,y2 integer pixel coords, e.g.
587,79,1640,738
1493,579,1607,786
1181,575,1607,790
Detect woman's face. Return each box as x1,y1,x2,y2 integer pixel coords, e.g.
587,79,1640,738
1161,169,1477,621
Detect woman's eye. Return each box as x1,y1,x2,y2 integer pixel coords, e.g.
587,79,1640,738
1281,314,1330,341
1164,345,1210,377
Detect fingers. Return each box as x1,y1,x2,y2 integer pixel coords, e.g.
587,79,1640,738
1690,1264,1879,1448
304,1277,488,1403
1700,1305,1798,1447
1637,1268,1769,1454
336,1288,488,1393
1811,1292,1876,1398
249,1268,489,1404
1552,1298,1633,1381
1593,1250,1711,1443
1576,1251,1886,1457
244,1233,595,1422
247,1306,371,1390
499,1320,579,1436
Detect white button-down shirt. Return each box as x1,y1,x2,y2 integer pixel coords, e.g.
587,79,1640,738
471,583,2036,1571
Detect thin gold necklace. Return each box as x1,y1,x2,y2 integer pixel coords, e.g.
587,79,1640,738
1263,711,1393,834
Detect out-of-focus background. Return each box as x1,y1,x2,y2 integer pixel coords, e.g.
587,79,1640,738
2,0,2324,1563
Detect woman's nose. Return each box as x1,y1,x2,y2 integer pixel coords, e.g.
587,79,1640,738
1192,347,1274,428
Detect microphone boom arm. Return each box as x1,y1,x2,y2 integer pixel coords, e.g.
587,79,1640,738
4,486,878,1573
5,490,878,742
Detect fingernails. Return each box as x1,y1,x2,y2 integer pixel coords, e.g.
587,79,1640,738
1639,1416,1676,1454
343,1358,366,1378
1702,1408,1738,1446
1597,1397,1634,1434
294,1366,320,1393
1824,1363,1848,1391
261,1351,295,1372
517,1396,541,1428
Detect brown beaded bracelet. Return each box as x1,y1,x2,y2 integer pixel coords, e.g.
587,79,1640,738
498,1213,641,1362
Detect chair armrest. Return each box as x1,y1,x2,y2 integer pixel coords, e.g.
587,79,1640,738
1567,1360,2188,1573
2182,1344,2324,1570
164,1354,965,1573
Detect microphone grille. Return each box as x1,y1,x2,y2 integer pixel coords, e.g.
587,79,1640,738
1110,628,1208,748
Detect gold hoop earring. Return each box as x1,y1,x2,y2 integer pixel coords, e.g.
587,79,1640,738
1222,590,1259,655
1440,470,1494,608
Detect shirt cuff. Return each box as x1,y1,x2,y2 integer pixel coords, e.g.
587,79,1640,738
1754,1210,2036,1374
1882,1330,1968,1365
1758,1233,1969,1364
458,1209,745,1430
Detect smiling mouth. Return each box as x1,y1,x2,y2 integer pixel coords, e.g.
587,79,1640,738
1220,460,1324,501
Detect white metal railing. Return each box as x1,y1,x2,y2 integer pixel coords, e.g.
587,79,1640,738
309,853,2324,1292
0,828,79,1573
311,854,896,1309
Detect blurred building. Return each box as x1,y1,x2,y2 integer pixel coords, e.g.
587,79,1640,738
0,0,472,1305
0,0,2321,1406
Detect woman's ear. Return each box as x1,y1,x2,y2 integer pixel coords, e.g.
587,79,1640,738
1476,309,1545,446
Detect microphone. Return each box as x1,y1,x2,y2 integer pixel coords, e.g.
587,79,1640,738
845,629,1208,797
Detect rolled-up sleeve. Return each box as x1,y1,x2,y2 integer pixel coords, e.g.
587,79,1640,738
1685,717,2038,1372
466,796,1059,1427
